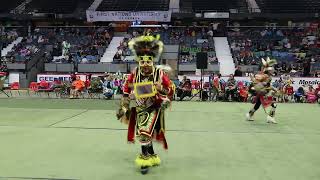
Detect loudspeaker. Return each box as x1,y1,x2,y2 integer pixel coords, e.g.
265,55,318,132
196,52,208,69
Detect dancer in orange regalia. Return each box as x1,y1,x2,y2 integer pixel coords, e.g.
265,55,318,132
246,57,278,124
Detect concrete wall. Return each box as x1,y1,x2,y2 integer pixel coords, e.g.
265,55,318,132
7,63,26,70
179,63,219,72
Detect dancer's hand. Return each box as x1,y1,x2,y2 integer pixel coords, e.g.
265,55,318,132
154,82,162,91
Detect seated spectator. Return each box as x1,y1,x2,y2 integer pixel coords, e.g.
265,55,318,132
284,82,294,102
306,85,317,103
113,52,122,62
225,74,237,101
238,81,248,102
234,66,243,77
103,76,114,99
294,86,305,103
177,76,192,101
315,84,320,102
70,76,85,99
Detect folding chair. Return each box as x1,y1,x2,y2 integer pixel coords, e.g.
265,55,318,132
10,82,20,96
38,81,52,97
28,82,39,96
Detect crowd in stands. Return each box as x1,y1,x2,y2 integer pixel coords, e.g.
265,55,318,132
228,23,320,77
5,37,40,63
35,27,112,64
114,25,220,64
0,28,19,52
176,74,320,103
1,28,44,63
0,27,113,64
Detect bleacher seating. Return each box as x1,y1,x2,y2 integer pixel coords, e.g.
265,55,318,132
256,0,320,13
97,0,169,11
0,0,25,13
115,27,218,64
227,26,320,76
1,28,19,53
34,27,112,64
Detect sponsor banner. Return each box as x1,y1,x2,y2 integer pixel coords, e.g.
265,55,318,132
86,10,172,22
178,75,320,90
37,74,87,83
203,12,229,19
8,72,19,84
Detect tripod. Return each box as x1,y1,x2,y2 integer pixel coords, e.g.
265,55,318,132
0,77,10,97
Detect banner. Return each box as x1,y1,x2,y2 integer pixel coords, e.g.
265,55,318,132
8,72,19,84
204,12,229,19
178,75,320,90
37,74,87,83
86,10,172,22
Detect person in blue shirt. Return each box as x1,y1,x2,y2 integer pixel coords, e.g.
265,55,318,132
103,77,114,99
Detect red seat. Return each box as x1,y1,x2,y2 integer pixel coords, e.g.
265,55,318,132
10,82,20,90
29,82,39,91
38,81,52,91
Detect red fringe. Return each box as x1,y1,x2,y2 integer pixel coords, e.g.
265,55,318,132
127,107,136,143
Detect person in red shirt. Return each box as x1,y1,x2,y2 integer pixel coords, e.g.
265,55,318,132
210,73,221,101
284,81,294,102
314,84,320,103
116,34,173,174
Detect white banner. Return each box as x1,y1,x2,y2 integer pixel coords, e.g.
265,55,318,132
86,10,172,22
204,12,229,19
178,75,320,90
8,72,20,84
37,74,87,83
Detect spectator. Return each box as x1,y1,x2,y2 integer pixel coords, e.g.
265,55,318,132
113,52,122,61
294,86,304,102
225,74,237,101
211,73,222,101
306,85,317,103
70,76,85,99
315,84,320,102
103,76,114,99
234,66,243,77
177,77,192,101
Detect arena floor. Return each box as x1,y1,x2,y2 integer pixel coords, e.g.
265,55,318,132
0,98,319,180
